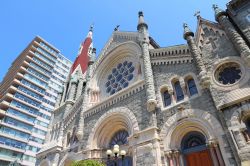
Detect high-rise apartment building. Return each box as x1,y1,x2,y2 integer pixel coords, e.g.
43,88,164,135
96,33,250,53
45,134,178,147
0,36,72,166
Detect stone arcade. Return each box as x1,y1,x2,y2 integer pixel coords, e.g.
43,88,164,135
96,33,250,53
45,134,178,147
37,1,250,165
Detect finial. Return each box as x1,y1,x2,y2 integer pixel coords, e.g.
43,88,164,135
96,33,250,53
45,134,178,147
89,24,94,32
183,23,194,40
194,11,201,18
212,4,227,22
212,4,218,10
137,11,148,30
114,25,120,31
138,11,143,17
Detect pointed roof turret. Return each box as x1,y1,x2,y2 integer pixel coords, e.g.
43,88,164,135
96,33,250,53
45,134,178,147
183,23,194,40
70,25,94,75
213,4,227,22
137,11,148,30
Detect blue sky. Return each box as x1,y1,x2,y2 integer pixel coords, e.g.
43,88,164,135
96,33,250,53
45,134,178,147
0,0,228,81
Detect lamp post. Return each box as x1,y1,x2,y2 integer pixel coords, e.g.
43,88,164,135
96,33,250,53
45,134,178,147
106,144,127,166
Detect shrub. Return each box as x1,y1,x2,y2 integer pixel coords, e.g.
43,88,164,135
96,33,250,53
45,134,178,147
71,160,105,166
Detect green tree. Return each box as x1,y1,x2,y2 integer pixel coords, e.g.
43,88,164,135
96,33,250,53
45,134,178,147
71,160,105,166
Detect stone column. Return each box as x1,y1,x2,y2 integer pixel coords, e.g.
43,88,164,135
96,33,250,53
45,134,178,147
55,90,63,108
137,11,157,112
52,152,60,166
168,88,175,105
183,23,210,89
213,5,250,64
76,78,84,99
208,141,219,166
45,112,55,143
63,79,77,119
174,150,180,166
76,48,96,140
180,79,187,100
213,142,225,166
67,80,77,101
166,150,175,166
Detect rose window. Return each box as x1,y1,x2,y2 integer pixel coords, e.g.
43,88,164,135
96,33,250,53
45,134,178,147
106,61,135,95
215,62,242,85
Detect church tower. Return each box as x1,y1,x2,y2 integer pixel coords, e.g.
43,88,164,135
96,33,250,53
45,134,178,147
56,25,94,110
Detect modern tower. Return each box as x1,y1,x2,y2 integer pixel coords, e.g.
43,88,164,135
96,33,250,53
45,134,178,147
0,36,72,166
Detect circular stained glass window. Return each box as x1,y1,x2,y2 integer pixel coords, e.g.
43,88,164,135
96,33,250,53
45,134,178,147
105,61,135,95
215,62,242,85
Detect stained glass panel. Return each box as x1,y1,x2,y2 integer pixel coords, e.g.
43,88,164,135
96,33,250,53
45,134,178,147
106,61,135,95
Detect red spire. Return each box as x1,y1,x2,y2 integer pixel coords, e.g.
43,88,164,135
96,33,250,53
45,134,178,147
70,25,93,74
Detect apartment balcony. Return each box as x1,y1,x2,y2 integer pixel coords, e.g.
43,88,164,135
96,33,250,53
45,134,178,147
0,155,18,164
27,141,43,149
5,112,34,126
6,102,37,119
0,131,29,144
24,150,36,157
28,48,54,68
0,142,25,153
21,159,36,166
33,40,58,59
14,80,45,97
0,109,6,119
15,72,24,80
0,120,31,134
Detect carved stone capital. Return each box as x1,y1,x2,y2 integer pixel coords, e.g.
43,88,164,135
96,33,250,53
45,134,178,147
147,99,157,112
199,71,211,89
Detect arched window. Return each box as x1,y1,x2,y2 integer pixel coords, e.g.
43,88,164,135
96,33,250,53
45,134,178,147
187,78,198,96
109,130,129,148
162,90,171,107
181,131,206,152
173,81,184,102
245,117,250,133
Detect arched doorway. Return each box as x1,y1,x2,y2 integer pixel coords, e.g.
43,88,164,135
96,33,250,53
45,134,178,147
107,130,132,166
181,131,212,166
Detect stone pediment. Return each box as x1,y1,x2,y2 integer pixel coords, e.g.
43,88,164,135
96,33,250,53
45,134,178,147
93,31,139,72
195,17,226,52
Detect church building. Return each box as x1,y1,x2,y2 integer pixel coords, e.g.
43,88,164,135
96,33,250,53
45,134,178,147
37,1,250,165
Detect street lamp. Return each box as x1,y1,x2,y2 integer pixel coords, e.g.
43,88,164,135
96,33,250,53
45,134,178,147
106,144,127,166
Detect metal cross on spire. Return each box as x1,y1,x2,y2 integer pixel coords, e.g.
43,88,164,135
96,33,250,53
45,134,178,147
194,11,201,18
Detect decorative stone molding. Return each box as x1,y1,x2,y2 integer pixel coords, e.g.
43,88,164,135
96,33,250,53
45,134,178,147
84,80,145,119
211,56,249,91
86,107,139,149
151,57,193,66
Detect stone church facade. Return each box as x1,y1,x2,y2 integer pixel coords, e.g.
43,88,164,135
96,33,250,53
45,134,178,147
36,1,250,166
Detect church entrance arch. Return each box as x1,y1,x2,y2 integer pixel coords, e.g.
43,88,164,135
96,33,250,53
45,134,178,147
160,109,228,166
86,107,139,165
181,131,213,166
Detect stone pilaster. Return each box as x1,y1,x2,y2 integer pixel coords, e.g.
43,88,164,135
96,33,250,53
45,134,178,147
52,152,60,166
63,80,77,119
208,140,219,166
76,78,84,99
137,11,157,112
183,23,210,89
76,48,96,140
55,91,63,108
213,5,250,65
67,80,77,101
